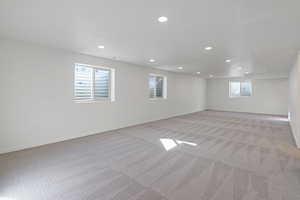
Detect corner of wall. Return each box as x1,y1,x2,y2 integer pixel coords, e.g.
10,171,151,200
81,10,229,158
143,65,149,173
289,121,300,148
288,51,300,148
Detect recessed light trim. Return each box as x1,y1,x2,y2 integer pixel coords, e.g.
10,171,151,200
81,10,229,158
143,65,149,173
196,72,201,74
149,59,156,63
98,45,105,49
158,16,168,23
209,74,213,78
225,59,231,63
178,66,183,70
245,71,249,74
205,46,213,51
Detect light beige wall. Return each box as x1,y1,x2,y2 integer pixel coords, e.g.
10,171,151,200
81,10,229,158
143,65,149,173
206,78,288,116
0,39,207,154
288,52,300,148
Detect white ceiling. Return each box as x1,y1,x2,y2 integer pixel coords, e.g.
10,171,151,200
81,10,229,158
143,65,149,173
0,0,300,78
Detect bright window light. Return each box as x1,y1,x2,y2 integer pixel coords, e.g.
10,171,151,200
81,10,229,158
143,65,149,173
205,46,213,50
158,16,168,23
160,138,177,151
176,140,197,146
160,138,198,151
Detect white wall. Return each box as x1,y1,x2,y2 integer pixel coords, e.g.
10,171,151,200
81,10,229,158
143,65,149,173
206,78,288,116
0,39,206,154
288,52,300,148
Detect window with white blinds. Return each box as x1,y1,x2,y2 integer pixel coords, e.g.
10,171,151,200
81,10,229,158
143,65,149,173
229,80,252,97
74,63,111,101
149,74,167,99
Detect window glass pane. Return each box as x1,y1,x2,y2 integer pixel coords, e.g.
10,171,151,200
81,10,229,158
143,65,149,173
95,69,110,98
230,81,240,97
74,65,93,99
149,76,156,98
241,82,252,96
156,76,164,97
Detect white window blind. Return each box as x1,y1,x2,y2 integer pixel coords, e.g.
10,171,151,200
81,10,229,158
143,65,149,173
74,64,111,100
94,68,110,98
149,75,166,98
229,80,252,97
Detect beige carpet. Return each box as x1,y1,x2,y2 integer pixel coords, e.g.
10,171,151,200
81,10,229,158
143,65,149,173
1,110,300,200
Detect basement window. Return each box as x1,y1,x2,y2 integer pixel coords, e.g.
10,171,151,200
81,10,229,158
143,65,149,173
149,74,167,99
229,80,252,97
74,63,115,102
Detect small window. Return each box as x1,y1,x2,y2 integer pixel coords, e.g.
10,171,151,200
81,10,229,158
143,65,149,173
74,63,114,101
149,74,167,99
229,80,252,97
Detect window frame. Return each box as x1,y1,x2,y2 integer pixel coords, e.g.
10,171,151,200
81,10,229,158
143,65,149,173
149,73,167,100
229,80,252,98
73,63,115,103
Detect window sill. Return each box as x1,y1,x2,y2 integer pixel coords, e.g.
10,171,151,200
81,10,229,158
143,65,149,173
229,96,251,98
73,98,113,103
149,97,167,101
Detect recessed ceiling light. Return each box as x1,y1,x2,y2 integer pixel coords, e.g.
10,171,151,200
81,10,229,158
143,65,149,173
225,59,231,63
205,46,213,51
245,71,249,74
196,72,201,74
149,59,155,63
237,66,243,70
209,75,213,78
158,16,168,23
98,45,105,49
178,66,183,70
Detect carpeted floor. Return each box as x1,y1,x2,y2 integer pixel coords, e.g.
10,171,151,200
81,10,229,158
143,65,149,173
1,110,300,200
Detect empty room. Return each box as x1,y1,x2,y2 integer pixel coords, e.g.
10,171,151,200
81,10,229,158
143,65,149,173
1,0,300,200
